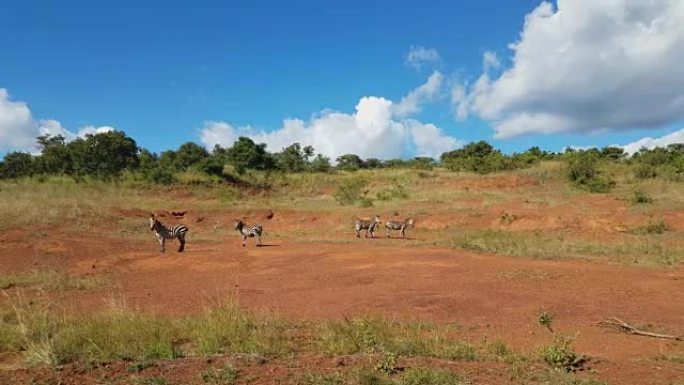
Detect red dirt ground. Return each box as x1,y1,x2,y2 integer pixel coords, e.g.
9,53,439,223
2,216,683,384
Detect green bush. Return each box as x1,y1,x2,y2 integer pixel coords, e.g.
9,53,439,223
540,335,586,372
631,189,653,205
334,176,370,205
566,152,614,192
634,164,657,179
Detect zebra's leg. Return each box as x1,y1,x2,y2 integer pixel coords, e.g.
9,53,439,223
257,234,262,247
243,234,247,247
356,228,361,238
178,234,185,252
159,236,165,253
401,226,406,238
386,228,391,238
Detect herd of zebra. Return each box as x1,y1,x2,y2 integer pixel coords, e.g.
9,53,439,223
149,213,414,252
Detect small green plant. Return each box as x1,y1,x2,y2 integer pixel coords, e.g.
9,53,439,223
540,335,587,372
538,310,554,332
375,352,399,375
201,364,240,384
631,189,653,204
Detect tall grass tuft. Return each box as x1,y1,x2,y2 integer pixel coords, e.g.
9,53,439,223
1,297,295,366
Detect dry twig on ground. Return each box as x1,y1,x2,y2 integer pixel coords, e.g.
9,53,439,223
598,317,682,341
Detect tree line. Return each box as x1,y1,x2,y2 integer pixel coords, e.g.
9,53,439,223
1,131,683,183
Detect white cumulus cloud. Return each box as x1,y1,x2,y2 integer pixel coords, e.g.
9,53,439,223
0,88,115,153
620,129,684,155
455,0,684,138
200,74,461,160
405,46,441,71
393,71,444,117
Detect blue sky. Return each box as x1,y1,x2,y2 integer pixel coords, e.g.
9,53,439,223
2,0,684,158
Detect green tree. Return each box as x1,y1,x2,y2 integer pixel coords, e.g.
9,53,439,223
336,154,364,171
601,146,625,160
383,158,406,168
34,134,72,174
68,131,139,177
440,141,512,174
364,158,383,169
225,136,276,174
0,152,34,178
174,142,209,170
276,142,308,172
309,154,331,172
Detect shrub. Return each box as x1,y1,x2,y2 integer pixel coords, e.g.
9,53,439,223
539,335,586,372
334,176,370,205
634,164,657,179
566,153,614,192
376,179,409,201
631,189,653,205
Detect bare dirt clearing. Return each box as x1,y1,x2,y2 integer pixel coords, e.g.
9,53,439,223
2,170,684,384
1,226,683,384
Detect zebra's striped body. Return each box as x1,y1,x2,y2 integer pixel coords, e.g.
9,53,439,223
149,214,189,253
385,218,414,238
355,215,382,238
234,219,263,247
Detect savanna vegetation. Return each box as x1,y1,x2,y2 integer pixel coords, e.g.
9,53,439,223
1,132,683,384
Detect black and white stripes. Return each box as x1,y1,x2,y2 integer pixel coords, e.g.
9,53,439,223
149,214,189,253
234,219,263,247
355,215,382,238
385,218,414,238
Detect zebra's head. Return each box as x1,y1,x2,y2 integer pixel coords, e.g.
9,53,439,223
234,219,244,231
373,215,382,224
405,218,415,227
149,214,158,231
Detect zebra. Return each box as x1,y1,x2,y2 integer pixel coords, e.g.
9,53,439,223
149,213,189,253
354,215,382,238
385,218,414,238
234,219,263,247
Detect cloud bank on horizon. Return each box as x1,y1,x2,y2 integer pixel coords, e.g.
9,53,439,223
454,0,684,139
0,89,114,154
200,71,461,160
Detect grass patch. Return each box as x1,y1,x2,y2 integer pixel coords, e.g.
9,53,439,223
316,317,477,361
399,368,465,385
655,352,684,364
446,228,683,266
629,218,670,235
201,364,240,384
0,269,109,291
1,297,294,366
